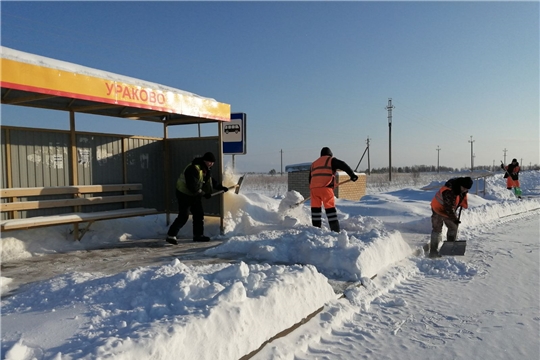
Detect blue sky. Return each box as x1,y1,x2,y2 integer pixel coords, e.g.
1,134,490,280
1,1,538,173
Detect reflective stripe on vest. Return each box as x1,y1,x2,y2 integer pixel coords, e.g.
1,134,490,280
310,156,334,189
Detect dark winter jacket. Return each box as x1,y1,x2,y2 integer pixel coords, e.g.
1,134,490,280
502,162,520,181
177,157,220,196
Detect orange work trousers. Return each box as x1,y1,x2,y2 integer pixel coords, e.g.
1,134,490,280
310,187,335,209
506,177,520,189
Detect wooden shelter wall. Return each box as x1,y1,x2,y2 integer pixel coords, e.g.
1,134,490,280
75,133,124,186
1,127,170,220
8,129,71,188
126,137,164,212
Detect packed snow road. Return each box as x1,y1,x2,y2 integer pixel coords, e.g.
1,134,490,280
253,212,539,360
0,239,231,298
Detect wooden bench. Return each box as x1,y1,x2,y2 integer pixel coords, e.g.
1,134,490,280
1,184,158,240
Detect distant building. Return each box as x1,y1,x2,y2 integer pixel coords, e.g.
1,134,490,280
285,163,366,201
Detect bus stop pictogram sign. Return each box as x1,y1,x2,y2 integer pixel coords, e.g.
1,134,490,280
223,113,246,155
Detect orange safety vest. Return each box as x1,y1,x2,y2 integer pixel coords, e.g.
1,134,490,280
503,164,520,178
310,156,335,189
431,185,468,217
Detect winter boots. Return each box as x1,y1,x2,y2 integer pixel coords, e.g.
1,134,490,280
429,232,442,257
193,235,211,242
311,207,340,232
166,236,179,245
329,221,340,233
326,207,340,233
311,207,322,228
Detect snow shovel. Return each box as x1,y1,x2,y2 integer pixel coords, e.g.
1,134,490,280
290,179,353,209
501,160,511,179
210,174,245,197
439,206,466,256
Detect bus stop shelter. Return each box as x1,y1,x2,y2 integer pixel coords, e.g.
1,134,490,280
1,46,231,233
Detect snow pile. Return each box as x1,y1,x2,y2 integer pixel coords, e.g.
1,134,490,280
3,261,334,359
1,171,539,359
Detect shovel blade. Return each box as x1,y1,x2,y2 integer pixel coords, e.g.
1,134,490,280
439,241,466,256
234,175,245,194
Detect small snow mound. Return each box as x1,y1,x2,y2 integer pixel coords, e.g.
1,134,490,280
278,190,305,214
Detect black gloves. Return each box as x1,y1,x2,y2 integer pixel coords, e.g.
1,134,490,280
350,175,358,182
203,193,212,199
221,186,229,193
500,164,505,169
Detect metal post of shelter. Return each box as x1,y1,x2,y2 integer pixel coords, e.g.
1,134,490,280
164,121,171,226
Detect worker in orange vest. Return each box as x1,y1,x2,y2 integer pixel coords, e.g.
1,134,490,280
429,176,473,257
309,147,358,233
501,159,521,198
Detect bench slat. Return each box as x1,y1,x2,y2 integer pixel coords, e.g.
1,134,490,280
1,194,143,212
1,184,143,198
0,208,158,231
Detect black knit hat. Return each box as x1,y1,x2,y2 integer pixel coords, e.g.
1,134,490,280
512,158,517,163
460,176,473,189
320,147,333,157
202,152,216,162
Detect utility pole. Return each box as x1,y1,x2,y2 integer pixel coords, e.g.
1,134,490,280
367,137,371,175
354,136,371,174
468,136,475,171
280,149,283,176
436,146,441,173
503,148,508,164
386,99,394,181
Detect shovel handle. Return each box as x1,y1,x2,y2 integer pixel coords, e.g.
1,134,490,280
210,175,245,197
209,184,238,197
292,179,353,208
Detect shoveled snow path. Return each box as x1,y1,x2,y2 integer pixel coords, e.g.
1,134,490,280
256,213,540,360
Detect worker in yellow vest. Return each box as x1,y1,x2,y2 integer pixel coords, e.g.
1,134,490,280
166,152,228,244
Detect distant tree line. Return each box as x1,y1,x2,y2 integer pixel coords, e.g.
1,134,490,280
365,163,540,174
367,165,458,174
250,164,540,175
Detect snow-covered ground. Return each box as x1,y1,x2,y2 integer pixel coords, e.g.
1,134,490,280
1,171,539,360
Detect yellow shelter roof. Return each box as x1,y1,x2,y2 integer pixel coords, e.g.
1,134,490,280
1,46,230,125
